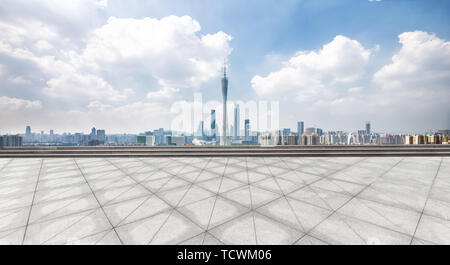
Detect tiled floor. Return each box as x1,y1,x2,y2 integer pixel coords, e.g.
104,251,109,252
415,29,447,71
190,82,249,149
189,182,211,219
0,156,449,245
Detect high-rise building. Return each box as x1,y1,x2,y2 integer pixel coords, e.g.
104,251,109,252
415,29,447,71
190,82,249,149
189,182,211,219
0,135,23,147
297,122,304,135
244,119,250,141
211,109,216,140
221,64,228,146
97,130,106,143
366,121,371,135
234,104,240,139
90,127,96,140
153,128,165,145
197,121,204,138
25,126,32,142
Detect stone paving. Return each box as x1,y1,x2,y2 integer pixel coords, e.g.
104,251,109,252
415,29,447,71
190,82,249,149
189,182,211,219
0,156,449,245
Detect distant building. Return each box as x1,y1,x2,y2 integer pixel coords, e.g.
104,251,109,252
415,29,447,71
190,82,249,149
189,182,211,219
405,135,413,145
87,139,102,146
197,121,204,139
366,121,371,135
221,64,228,146
316,128,323,136
90,127,96,140
1,135,23,147
145,136,155,146
305,127,316,135
234,104,240,139
286,134,298,145
244,119,250,141
379,134,405,145
136,136,146,145
167,136,186,146
96,130,106,143
299,134,319,145
427,134,441,144
259,131,283,146
211,109,216,140
297,121,304,135
405,133,449,145
26,126,31,135
259,133,275,146
153,128,166,145
413,135,426,145
282,128,291,136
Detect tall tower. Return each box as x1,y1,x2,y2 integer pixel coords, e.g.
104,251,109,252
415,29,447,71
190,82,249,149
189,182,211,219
221,63,228,146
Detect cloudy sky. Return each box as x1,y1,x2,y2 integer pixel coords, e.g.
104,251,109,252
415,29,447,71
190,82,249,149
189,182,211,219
0,0,449,134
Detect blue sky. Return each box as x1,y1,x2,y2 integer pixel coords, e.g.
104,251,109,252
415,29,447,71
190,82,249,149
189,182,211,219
0,0,449,134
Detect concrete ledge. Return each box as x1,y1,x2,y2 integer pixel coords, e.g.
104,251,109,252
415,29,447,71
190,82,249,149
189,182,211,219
1,145,449,157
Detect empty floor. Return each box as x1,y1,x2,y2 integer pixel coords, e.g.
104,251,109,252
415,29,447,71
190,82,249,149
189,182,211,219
0,156,449,245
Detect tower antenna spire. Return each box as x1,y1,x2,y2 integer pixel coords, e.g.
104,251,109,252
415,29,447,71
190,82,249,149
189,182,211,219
223,59,227,78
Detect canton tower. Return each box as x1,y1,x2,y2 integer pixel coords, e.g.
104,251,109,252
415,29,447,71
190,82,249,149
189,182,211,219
221,63,228,146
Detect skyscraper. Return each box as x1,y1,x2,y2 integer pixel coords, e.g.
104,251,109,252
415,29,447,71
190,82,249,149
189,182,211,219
297,121,304,135
197,121,204,138
26,126,31,135
366,121,371,135
211,109,216,140
234,104,240,139
90,127,96,140
97,130,106,143
245,119,250,141
221,63,228,146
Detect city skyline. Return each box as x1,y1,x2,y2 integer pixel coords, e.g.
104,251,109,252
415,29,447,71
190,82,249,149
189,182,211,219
0,0,449,134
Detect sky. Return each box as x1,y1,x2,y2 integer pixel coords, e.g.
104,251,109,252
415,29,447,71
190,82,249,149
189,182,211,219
0,0,449,134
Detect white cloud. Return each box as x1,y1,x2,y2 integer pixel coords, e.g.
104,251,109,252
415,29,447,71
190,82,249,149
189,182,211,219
251,31,449,132
83,16,232,90
147,87,180,101
44,72,127,102
374,31,450,91
251,35,371,102
8,76,31,85
35,40,53,52
0,96,42,111
348,86,363,93
0,14,232,105
95,0,108,8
